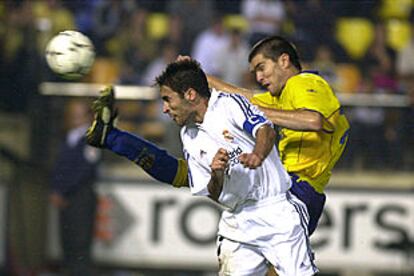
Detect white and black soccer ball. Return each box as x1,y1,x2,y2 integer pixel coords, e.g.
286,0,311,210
45,30,95,80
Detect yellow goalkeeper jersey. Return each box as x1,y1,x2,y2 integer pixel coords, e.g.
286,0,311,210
251,72,350,193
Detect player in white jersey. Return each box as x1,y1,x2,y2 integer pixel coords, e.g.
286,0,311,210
155,60,317,276
182,91,290,204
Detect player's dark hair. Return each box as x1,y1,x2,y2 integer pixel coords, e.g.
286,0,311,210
155,59,211,98
248,36,302,71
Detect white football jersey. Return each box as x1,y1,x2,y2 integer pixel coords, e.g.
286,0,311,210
181,89,291,207
181,90,314,269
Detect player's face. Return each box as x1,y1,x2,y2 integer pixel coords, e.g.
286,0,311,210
160,85,193,126
250,53,289,96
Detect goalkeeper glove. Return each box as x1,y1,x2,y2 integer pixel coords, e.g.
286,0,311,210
86,85,117,148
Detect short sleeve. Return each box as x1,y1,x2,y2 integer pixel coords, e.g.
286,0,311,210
224,93,272,138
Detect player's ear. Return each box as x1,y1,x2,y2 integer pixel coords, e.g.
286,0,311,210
278,53,290,69
184,88,197,101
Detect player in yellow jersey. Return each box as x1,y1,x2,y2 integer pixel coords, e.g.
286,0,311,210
87,36,349,237
207,36,350,235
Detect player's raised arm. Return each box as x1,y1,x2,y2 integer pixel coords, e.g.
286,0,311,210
207,74,254,101
207,74,325,132
258,107,323,131
86,86,189,188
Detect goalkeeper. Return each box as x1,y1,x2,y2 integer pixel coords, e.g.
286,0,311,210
87,36,349,237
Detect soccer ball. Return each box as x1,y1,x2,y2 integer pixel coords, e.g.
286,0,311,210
45,30,95,80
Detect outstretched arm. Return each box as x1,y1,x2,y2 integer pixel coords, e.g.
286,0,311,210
208,75,324,131
207,75,254,101
259,107,323,131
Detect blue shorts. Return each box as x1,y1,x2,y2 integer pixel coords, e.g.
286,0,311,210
289,173,326,236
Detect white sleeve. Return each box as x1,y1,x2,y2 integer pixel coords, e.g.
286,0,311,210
224,93,273,138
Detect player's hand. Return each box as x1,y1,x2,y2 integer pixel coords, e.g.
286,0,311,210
49,192,69,209
86,85,117,148
208,148,228,201
176,55,192,62
239,152,264,169
210,148,229,172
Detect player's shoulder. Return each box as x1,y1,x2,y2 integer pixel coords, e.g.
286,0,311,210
289,70,328,84
287,71,333,93
212,89,250,107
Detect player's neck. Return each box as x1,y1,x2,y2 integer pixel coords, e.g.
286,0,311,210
192,97,209,124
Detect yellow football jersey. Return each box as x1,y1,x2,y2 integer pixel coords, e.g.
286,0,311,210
251,72,350,193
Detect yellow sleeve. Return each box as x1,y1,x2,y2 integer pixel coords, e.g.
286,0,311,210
250,92,279,108
172,159,189,188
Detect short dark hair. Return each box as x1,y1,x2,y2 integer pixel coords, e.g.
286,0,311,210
155,59,211,98
248,36,302,71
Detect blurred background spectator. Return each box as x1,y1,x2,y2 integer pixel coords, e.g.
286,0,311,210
241,0,286,46
91,0,136,56
310,44,338,85
166,0,215,55
191,14,229,76
396,20,414,90
285,0,338,62
49,99,100,276
215,28,250,87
